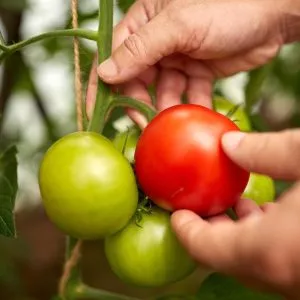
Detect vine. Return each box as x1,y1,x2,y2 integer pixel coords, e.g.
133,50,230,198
0,1,157,298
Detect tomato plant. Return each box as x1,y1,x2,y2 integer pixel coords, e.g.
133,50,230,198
0,0,290,298
213,96,252,132
39,131,138,240
104,206,196,287
135,104,250,217
113,128,140,163
242,173,275,205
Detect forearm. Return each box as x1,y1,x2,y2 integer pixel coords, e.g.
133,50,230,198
280,0,300,43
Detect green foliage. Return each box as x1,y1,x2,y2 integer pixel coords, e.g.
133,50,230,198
245,64,273,114
117,0,135,13
0,235,28,289
0,145,18,238
197,273,282,300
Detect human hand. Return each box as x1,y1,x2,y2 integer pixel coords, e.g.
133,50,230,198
86,0,299,127
171,129,300,299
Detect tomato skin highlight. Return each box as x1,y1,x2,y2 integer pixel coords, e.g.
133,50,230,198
39,131,138,240
134,104,250,217
104,206,196,287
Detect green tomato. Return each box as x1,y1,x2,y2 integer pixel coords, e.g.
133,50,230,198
105,206,196,287
242,173,275,205
213,96,252,132
39,131,138,240
113,128,140,163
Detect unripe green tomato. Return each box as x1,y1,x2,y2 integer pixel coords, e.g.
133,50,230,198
242,173,275,205
213,96,252,132
113,128,140,163
105,206,196,287
39,131,138,240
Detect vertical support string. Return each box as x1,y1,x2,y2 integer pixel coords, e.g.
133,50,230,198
71,0,83,131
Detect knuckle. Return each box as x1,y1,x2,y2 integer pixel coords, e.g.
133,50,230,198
123,33,147,60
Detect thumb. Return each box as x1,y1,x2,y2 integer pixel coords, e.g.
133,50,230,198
221,129,300,180
97,12,177,84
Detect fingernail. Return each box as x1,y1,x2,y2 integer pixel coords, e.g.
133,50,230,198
222,131,246,152
97,58,118,78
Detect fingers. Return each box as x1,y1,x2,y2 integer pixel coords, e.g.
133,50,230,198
221,129,300,180
171,210,244,271
234,199,262,218
156,69,187,111
112,0,155,50
187,77,212,109
160,56,214,108
208,214,232,224
86,55,98,119
97,10,177,84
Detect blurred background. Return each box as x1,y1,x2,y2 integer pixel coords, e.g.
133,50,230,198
0,0,299,299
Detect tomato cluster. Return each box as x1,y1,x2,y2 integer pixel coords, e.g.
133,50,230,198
38,96,275,287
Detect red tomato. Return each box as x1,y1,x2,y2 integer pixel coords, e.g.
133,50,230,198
134,104,250,217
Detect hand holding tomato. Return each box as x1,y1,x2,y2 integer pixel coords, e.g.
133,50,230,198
172,129,300,299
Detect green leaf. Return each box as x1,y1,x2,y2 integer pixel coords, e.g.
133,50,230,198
245,64,273,114
0,0,28,11
197,273,283,300
0,145,18,238
117,0,135,13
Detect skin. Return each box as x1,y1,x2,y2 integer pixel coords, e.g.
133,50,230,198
87,0,299,127
172,130,300,299
86,0,300,297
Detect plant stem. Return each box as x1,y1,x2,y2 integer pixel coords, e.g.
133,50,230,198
0,44,8,52
65,237,81,283
112,96,156,122
71,283,139,300
0,30,5,45
0,29,97,63
87,0,114,132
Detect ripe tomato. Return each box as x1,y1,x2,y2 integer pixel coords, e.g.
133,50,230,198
39,131,138,239
242,173,275,205
134,104,250,217
104,206,196,287
213,96,252,132
113,128,140,163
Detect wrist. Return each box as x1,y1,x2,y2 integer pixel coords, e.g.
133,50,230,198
279,0,300,43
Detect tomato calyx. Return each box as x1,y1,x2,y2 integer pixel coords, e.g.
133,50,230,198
224,104,242,125
225,103,241,119
135,197,153,227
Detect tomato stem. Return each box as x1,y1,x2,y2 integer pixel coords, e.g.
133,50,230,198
0,29,97,64
87,0,114,133
111,96,157,122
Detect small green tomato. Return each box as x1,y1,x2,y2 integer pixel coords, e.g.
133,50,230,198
105,206,196,287
242,173,276,205
39,131,138,240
